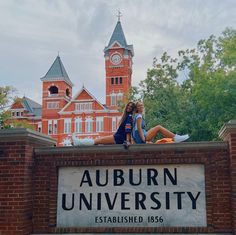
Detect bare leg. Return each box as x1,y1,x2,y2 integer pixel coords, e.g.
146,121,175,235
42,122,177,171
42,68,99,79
146,125,175,142
94,135,115,145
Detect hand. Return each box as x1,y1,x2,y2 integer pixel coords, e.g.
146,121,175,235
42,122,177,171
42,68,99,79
123,141,131,149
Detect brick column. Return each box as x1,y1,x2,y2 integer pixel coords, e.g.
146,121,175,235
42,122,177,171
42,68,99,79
0,128,56,235
219,120,236,235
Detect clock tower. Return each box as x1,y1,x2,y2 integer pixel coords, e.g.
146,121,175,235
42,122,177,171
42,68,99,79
104,18,134,110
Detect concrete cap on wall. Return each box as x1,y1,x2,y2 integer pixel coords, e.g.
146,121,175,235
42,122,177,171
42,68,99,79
219,120,236,140
0,128,56,146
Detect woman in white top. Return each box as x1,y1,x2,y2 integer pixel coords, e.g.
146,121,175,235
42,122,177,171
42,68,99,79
132,101,189,144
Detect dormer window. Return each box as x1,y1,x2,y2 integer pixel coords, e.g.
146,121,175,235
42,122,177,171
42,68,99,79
49,86,58,96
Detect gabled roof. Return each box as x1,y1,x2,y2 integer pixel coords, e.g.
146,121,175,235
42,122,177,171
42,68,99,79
10,97,42,117
40,56,73,87
104,20,134,56
59,86,108,113
22,97,42,117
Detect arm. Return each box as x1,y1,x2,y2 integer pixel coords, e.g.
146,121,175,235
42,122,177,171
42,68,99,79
124,115,132,143
136,117,145,143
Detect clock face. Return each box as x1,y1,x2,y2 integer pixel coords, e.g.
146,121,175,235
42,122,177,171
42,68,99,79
111,53,122,65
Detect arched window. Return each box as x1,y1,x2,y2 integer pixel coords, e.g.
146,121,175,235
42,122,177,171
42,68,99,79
66,88,70,97
117,92,123,102
110,93,116,106
49,86,58,95
64,118,71,134
96,117,104,132
75,117,82,133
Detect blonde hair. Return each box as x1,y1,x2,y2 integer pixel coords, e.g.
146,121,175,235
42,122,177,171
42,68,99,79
135,101,145,115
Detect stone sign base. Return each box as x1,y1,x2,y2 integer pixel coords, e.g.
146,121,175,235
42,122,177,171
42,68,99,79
0,120,236,235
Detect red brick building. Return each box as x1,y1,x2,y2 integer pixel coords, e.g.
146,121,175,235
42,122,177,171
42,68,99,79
9,19,134,146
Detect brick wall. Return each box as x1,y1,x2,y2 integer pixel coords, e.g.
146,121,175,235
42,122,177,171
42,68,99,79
219,120,236,235
0,129,56,235
0,121,236,235
32,142,231,234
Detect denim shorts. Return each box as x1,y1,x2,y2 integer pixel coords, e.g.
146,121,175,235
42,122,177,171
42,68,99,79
133,129,147,144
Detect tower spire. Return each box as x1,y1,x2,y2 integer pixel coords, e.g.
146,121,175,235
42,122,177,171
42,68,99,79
116,10,122,22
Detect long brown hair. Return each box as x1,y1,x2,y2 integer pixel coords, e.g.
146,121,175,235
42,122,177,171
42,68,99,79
118,101,136,125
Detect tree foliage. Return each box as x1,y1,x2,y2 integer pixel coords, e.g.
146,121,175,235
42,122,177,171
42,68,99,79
0,86,16,129
0,88,38,130
135,28,236,141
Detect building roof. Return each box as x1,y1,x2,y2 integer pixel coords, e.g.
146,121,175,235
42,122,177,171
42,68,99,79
59,86,108,114
40,56,73,87
10,97,42,118
104,20,134,56
22,97,42,117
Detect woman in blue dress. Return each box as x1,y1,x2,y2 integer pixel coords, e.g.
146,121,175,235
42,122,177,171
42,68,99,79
72,102,136,146
132,101,189,144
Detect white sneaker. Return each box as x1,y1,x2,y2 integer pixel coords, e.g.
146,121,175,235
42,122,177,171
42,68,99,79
174,134,189,143
78,138,94,146
72,133,94,146
72,133,79,146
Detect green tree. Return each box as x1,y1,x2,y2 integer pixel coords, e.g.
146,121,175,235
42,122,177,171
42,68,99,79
10,119,34,129
0,86,16,129
180,29,236,140
140,52,185,134
139,28,236,141
0,91,35,130
117,86,141,112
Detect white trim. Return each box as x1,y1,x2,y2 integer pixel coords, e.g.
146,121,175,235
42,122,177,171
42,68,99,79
56,115,121,121
59,110,120,115
72,99,94,102
43,89,71,94
10,108,25,111
106,75,128,78
110,40,122,48
40,78,73,87
43,97,69,101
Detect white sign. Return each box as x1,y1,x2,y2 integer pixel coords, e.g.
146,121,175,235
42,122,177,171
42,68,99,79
57,164,206,227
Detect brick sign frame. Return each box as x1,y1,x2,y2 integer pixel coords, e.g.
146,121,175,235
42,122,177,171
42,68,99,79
34,142,229,234
0,120,236,235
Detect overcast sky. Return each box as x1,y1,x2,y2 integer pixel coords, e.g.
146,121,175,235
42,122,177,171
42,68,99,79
1,0,236,104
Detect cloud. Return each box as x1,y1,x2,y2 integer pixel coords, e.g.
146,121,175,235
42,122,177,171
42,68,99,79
0,0,236,104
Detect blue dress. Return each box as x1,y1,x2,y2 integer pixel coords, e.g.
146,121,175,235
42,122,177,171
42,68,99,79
114,114,133,144
132,114,147,144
